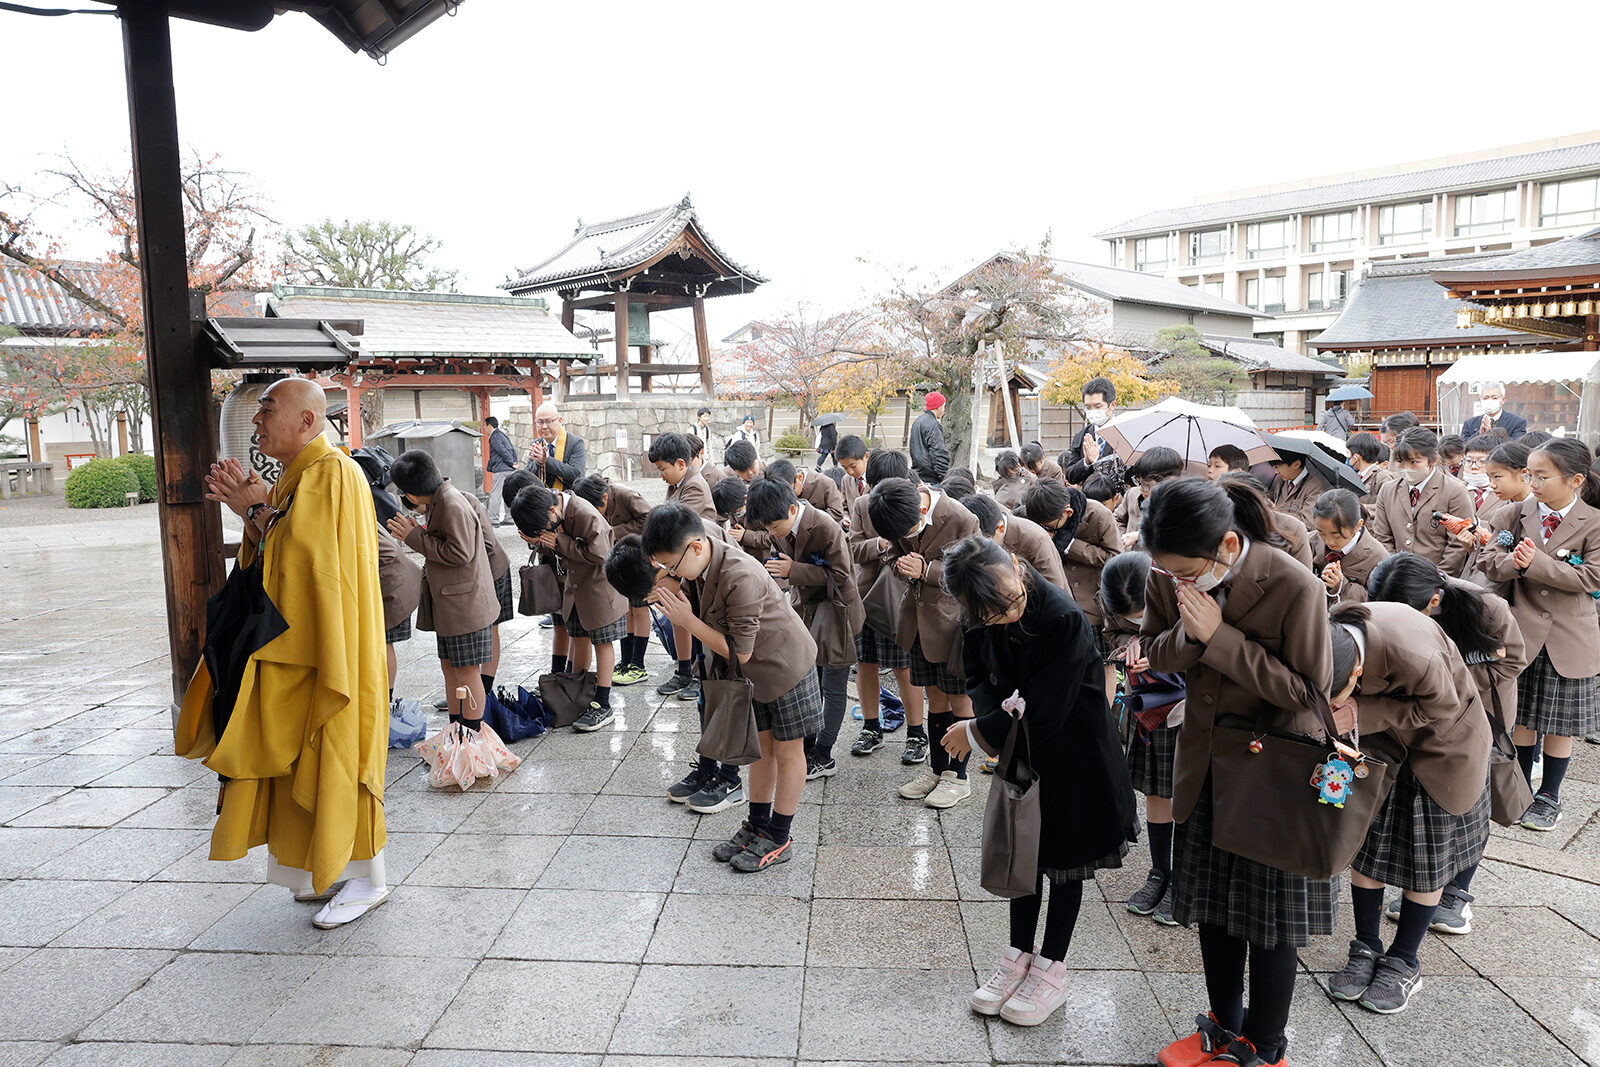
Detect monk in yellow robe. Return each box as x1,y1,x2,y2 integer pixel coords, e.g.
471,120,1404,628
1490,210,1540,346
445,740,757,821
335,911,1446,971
177,377,390,928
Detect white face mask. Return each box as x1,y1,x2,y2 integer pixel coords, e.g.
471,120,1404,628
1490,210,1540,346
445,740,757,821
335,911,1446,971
1481,399,1502,416
1400,466,1430,486
1085,408,1110,427
1464,470,1490,488
1189,546,1237,593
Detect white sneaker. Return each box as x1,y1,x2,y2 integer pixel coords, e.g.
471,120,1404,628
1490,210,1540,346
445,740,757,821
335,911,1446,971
970,946,1034,1015
1000,957,1070,1026
311,878,391,929
898,767,940,799
923,770,971,809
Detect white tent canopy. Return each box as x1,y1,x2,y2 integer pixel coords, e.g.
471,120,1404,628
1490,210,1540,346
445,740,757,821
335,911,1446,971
1437,352,1600,445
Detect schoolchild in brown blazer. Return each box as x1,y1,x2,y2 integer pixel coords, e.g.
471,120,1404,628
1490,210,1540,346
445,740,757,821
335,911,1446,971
991,449,1035,511
747,478,863,777
1119,447,1187,550
960,494,1066,589
463,489,513,696
644,503,823,873
1021,441,1065,485
836,435,870,524
1325,601,1491,1013
388,452,498,732
1267,455,1330,529
1309,488,1388,605
722,439,764,484
767,458,846,524
868,476,982,809
1023,479,1120,697
709,477,767,562
687,434,726,489
1370,428,1475,576
1141,477,1333,1067
1477,438,1600,831
650,432,718,525
376,525,422,695
575,474,655,686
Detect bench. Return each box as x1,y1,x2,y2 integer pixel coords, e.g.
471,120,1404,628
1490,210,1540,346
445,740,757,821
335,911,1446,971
0,461,55,499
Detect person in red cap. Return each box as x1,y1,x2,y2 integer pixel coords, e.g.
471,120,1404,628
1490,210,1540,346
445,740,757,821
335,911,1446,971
910,391,950,483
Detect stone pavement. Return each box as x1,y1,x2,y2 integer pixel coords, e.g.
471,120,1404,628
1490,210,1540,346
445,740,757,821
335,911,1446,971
1,495,1598,1067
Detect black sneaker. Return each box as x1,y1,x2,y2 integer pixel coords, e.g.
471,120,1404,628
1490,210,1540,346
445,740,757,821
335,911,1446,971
850,728,883,756
1209,1036,1283,1066
712,820,761,862
675,678,702,703
572,702,614,732
1358,954,1423,1014
686,777,745,814
1152,884,1178,926
805,755,837,780
1127,868,1167,916
1520,792,1563,831
667,764,712,804
656,674,693,696
1327,939,1381,1001
729,833,793,873
433,697,449,711
901,734,929,765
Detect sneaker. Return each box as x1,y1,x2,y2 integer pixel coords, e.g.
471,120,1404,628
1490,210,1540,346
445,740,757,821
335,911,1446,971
1127,867,1168,916
1152,885,1178,926
805,755,837,780
433,697,449,711
969,946,1034,1016
712,820,761,862
901,734,929,765
310,877,390,929
1157,1011,1237,1067
686,777,745,814
572,702,614,732
850,728,883,756
923,770,971,809
1358,953,1423,1014
539,616,555,629
1327,939,1381,1001
998,957,1070,1026
611,664,648,687
898,766,940,799
1429,889,1475,934
656,673,694,696
729,833,792,872
1520,792,1563,831
1209,1036,1285,1067
675,678,702,702
979,754,998,775
667,764,712,803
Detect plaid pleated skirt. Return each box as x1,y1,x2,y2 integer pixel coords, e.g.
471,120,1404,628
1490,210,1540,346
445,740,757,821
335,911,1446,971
1045,838,1129,884
494,570,514,625
754,668,825,742
855,624,910,669
1127,722,1178,800
1171,777,1337,950
1516,648,1600,736
384,618,412,644
909,638,966,696
566,608,627,644
436,624,493,666
1352,767,1491,893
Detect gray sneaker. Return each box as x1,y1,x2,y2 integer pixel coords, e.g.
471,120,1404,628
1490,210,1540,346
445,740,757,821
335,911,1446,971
572,702,614,732
1520,793,1563,831
1359,954,1423,1014
1126,868,1167,916
675,678,702,702
686,777,745,814
667,764,712,803
712,820,761,862
729,833,794,873
1151,885,1178,926
1327,940,1381,1001
656,673,694,696
1429,889,1474,934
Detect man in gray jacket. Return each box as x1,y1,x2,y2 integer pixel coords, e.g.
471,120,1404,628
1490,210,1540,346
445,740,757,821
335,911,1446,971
909,391,950,483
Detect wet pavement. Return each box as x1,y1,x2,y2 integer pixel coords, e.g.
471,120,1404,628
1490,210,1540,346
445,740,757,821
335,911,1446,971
1,493,1597,1066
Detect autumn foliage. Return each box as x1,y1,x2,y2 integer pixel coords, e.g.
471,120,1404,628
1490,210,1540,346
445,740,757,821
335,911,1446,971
1042,343,1179,408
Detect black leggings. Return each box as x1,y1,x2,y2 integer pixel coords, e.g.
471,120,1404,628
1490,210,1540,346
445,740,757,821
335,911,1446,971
1197,923,1297,1059
1008,873,1085,962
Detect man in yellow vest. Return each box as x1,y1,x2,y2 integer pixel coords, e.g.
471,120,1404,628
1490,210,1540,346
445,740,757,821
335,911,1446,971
526,401,587,491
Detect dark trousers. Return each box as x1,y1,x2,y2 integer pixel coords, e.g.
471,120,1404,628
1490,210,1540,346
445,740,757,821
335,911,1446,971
806,664,850,758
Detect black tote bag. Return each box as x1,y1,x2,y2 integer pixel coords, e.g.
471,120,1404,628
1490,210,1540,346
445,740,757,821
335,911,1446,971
519,551,564,617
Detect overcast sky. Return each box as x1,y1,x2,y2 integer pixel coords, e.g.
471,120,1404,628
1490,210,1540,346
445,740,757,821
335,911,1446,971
5,0,1597,342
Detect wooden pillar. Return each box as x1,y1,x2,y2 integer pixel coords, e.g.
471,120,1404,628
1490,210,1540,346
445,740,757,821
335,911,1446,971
1586,314,1598,352
122,1,226,703
116,411,129,456
638,344,653,393
692,296,714,398
347,383,364,448
558,301,574,401
26,416,42,463
613,298,631,400
475,387,492,487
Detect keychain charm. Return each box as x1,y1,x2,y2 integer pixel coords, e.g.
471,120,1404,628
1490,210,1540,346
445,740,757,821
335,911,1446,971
1248,736,1264,755
1309,755,1355,808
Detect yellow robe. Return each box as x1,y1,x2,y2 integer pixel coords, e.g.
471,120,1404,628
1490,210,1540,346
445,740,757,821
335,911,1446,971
177,435,389,894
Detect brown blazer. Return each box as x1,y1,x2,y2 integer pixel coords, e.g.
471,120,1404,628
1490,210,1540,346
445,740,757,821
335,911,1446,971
667,469,718,525
1370,469,1476,576
1462,495,1527,593
1310,527,1388,604
699,462,727,488
1114,487,1143,543
1270,469,1331,528
376,526,422,632
1144,540,1333,822
780,502,865,646
1033,458,1067,484
841,470,868,516
992,472,1035,512
796,469,846,523
406,478,499,637
1273,510,1315,570
892,491,982,665
694,533,817,701
467,491,510,579
846,492,889,598
1061,499,1121,624
603,483,652,539
1001,514,1066,590
1352,602,1493,816
553,493,628,632
1358,463,1398,523
1478,495,1600,678
1451,578,1527,735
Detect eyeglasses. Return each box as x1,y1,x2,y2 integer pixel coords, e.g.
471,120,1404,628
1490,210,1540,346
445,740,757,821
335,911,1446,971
1462,458,1488,470
1522,472,1553,485
653,541,695,577
977,586,1028,626
1150,560,1222,585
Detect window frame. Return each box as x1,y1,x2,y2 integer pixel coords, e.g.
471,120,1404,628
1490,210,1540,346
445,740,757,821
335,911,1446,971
1539,177,1600,228
1188,228,1227,266
1454,188,1516,237
1377,200,1435,246
1245,219,1291,261
1134,235,1170,272
1308,211,1355,252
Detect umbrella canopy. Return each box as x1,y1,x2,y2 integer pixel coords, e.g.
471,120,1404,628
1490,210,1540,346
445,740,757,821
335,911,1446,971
1273,428,1351,458
1098,396,1278,476
1325,384,1375,403
812,413,845,427
1262,432,1368,496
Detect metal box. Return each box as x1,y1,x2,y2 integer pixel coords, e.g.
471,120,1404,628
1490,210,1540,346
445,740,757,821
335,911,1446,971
367,420,483,494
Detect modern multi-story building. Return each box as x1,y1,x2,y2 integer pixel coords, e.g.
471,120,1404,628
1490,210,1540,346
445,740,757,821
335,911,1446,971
1094,132,1600,354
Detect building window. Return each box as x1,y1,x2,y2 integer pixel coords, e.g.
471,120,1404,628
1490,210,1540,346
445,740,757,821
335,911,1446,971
1454,188,1516,236
1244,277,1259,309
1134,236,1169,272
1245,220,1291,260
1308,211,1355,252
1262,276,1285,313
1307,269,1352,310
1188,229,1227,266
1539,177,1600,227
1377,200,1435,245
1202,279,1224,299
1257,332,1285,347
1308,271,1323,309
1329,269,1351,305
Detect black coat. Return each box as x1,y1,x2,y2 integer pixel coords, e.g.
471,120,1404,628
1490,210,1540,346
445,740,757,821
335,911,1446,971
909,411,949,482
965,571,1138,870
1460,410,1527,441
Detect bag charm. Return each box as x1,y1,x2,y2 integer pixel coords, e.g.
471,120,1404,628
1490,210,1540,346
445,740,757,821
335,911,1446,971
1554,550,1600,600
1002,690,1026,718
1309,755,1355,808
1248,736,1264,754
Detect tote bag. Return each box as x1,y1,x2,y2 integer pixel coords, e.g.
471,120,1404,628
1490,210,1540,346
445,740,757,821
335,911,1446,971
1487,689,1534,826
808,600,858,669
697,653,763,766
518,552,564,617
981,711,1041,899
863,565,908,639
537,670,595,728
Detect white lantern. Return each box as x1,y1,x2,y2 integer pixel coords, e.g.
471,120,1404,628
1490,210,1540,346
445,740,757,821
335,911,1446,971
219,372,286,484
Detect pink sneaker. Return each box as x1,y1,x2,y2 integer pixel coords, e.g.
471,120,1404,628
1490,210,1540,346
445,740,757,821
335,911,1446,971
1000,956,1070,1026
969,946,1034,1015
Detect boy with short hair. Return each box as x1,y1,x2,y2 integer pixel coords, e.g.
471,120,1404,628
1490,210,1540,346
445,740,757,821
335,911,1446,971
724,440,764,483
573,474,654,686
649,432,716,701
962,493,1065,588
1082,472,1122,517
1461,433,1501,513
1438,433,1467,479
688,433,726,488
766,457,846,523
1205,444,1249,481
836,435,870,520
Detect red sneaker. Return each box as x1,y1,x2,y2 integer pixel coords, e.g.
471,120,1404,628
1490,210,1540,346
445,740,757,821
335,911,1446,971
1211,1036,1287,1067
1158,1012,1237,1067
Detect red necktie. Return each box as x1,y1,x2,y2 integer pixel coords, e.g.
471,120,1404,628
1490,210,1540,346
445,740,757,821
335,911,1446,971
1472,487,1487,509
1325,548,1342,565
1409,486,1420,508
1542,512,1562,540
858,477,867,496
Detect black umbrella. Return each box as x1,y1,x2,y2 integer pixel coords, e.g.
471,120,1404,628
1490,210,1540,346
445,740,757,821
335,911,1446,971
202,557,289,743
1261,433,1368,496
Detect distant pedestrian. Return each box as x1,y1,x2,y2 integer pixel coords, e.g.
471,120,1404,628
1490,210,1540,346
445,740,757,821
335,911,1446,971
690,406,714,451
484,415,518,525
814,419,839,471
728,413,761,458
909,391,950,483
1320,401,1356,439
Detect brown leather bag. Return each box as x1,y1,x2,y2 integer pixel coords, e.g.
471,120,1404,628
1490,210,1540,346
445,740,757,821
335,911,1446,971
1487,689,1534,826
537,670,595,728
863,565,908,639
519,552,563,617
981,711,1041,899
415,577,435,632
697,653,763,766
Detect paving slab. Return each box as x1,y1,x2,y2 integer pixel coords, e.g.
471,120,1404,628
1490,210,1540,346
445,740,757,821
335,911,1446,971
405,832,562,889
1495,976,1600,1067
251,955,474,1047
0,880,136,947
1446,905,1600,977
0,1044,56,1067
25,827,207,882
38,1043,234,1066
1337,974,1585,1066
492,889,666,963
535,834,689,893
0,827,99,879
0,786,72,823
410,1053,599,1067
8,787,169,828
0,755,139,787
424,959,635,1053
224,1048,413,1066
50,880,255,949
797,966,989,1062
469,792,593,836
0,948,173,1041
809,897,969,969
608,964,801,1058
82,952,322,1044
329,885,524,959
646,893,808,966
811,844,957,900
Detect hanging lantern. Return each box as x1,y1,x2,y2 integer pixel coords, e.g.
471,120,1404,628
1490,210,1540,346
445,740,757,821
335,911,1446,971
1514,303,1530,318
1530,302,1545,318
1580,299,1595,315
1563,300,1579,317
219,372,287,484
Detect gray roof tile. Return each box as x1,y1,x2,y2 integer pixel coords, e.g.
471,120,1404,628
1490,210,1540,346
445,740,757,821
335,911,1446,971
1052,258,1261,319
1307,254,1529,350
1197,335,1345,375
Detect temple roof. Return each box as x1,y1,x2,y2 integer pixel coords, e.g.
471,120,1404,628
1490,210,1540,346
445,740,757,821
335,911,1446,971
1309,255,1531,351
1431,226,1600,288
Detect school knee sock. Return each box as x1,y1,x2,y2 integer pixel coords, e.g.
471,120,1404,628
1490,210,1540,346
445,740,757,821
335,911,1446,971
1196,923,1247,1034
1388,896,1436,968
552,653,568,674
927,712,954,774
1351,885,1386,954
1039,878,1085,961
1009,875,1044,953
1539,754,1571,801
676,658,693,679
631,633,649,668
1242,940,1298,1063
595,684,610,709
748,800,772,835
1449,861,1480,895
480,673,495,695
1148,821,1174,879
906,721,926,739
765,809,794,846
1516,743,1538,785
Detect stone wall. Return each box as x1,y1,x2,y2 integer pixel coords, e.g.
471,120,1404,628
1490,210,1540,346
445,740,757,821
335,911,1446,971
507,396,767,481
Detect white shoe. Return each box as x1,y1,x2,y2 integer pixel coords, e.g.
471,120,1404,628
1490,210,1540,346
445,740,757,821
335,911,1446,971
898,767,940,799
311,878,391,929
923,770,971,809
970,946,1033,1015
1000,957,1070,1026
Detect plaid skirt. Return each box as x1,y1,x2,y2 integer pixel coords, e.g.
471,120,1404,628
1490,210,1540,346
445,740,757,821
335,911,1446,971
1091,622,1114,663
436,624,493,666
384,618,412,644
566,608,627,644
754,668,825,742
855,624,910,669
1045,838,1129,884
1516,648,1600,736
910,638,966,696
494,570,514,625
1352,766,1491,893
1171,777,1337,950
1127,722,1178,800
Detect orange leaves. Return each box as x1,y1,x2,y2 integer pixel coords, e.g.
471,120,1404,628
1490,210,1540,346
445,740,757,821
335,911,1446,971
1040,344,1178,408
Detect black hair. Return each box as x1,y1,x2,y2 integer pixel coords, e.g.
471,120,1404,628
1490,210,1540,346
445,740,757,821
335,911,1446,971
604,534,657,601
724,440,758,473
940,534,1031,627
390,449,443,496
1381,411,1419,435
1217,476,1289,550
1367,553,1500,657
1020,441,1046,468
962,493,1003,536
1438,433,1466,458
1099,551,1151,617
1208,444,1249,469
1519,430,1554,449
647,432,694,466
995,450,1021,477
572,473,609,510
1329,604,1368,696
1022,478,1072,527
940,476,976,501
498,467,537,506
1141,477,1234,558
837,434,868,461
1083,376,1116,403
1392,427,1439,463
509,483,557,538
1220,470,1269,493
744,477,797,528
1057,450,1075,474
945,466,977,486
1311,488,1362,532
1532,438,1600,507
867,477,922,540
764,458,797,485
687,434,706,459
1488,440,1530,470
1082,473,1120,503
1346,432,1383,464
710,476,747,519
865,449,909,487
1129,446,1185,483
484,415,499,429
1377,442,1392,463
1464,433,1501,454
641,502,705,556
696,406,711,417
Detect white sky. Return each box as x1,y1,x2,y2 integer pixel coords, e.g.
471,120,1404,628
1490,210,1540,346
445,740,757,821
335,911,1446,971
4,0,1597,343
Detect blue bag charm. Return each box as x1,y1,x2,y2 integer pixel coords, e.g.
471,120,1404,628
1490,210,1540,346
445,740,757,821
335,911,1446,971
1309,755,1356,809
388,697,427,749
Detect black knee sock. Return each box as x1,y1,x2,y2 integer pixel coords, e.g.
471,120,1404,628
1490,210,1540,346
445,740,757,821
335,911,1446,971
449,712,462,727
460,716,480,732
765,809,794,846
1352,885,1386,954
677,659,692,679
1388,896,1436,968
1196,923,1247,1034
480,673,495,694
595,685,611,709
948,717,971,778
1540,754,1571,801
1516,743,1538,785
1449,861,1480,895
927,712,954,774
1242,940,1298,1062
634,633,649,667
552,653,568,674
1009,873,1045,953
906,722,926,739
1039,878,1085,962
863,716,880,733
748,800,772,834
1148,821,1174,879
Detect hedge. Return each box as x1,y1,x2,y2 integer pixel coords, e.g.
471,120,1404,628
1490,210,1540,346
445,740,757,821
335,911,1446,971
111,454,159,503
64,458,143,509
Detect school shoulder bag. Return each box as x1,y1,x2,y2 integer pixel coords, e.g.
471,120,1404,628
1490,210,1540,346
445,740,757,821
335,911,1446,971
697,651,763,766
1486,688,1534,827
981,705,1041,899
863,565,908,640
519,551,563,617
537,670,595,729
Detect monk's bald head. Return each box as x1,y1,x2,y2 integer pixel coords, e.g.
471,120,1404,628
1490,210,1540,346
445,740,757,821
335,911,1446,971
254,377,327,462
535,401,563,442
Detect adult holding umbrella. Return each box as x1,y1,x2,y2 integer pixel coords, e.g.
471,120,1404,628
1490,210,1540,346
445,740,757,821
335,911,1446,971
1319,383,1372,440
813,413,843,472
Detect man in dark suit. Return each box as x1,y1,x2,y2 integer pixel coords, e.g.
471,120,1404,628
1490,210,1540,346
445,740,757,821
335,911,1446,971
484,415,519,524
1459,381,1527,440
525,401,587,491
1061,376,1117,480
